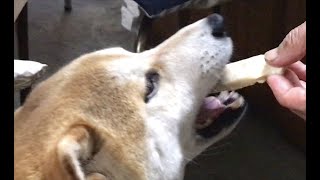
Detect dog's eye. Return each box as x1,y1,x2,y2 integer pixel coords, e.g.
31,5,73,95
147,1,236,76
145,71,160,103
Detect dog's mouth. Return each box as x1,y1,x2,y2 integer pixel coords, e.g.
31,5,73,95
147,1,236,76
195,91,246,138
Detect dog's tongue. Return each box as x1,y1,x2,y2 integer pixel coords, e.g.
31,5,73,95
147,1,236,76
196,96,226,126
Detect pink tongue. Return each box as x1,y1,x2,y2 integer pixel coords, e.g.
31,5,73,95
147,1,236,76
203,96,224,109
196,96,226,125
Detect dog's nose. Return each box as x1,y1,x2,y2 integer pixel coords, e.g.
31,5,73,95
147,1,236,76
207,14,226,37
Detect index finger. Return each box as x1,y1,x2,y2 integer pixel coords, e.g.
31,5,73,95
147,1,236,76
288,61,306,81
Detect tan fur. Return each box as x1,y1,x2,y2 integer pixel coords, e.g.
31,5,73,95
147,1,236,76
14,52,147,180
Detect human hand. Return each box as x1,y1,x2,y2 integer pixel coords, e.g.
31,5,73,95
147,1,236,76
264,21,306,120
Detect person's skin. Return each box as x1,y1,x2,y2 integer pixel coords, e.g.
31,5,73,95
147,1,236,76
264,21,306,120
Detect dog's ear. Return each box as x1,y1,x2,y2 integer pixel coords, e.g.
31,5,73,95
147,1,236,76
49,124,108,180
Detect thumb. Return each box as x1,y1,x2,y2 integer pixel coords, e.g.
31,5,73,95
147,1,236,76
265,21,306,67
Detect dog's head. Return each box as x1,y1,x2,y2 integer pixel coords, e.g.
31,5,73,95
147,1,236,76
14,14,246,180
101,13,245,154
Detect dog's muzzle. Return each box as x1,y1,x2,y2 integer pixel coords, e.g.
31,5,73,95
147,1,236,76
194,14,246,139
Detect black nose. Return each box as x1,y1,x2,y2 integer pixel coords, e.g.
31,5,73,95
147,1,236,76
207,14,226,37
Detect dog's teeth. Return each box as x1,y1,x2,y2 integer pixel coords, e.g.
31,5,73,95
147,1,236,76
230,91,240,99
218,91,229,101
227,95,244,109
220,91,229,97
195,118,214,129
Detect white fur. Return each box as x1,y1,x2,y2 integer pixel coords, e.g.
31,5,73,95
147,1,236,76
104,16,239,180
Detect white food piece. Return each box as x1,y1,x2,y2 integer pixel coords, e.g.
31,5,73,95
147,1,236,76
14,60,48,90
212,55,284,93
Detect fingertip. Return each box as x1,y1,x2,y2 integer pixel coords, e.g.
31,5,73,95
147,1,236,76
266,74,281,87
267,75,285,96
266,74,292,102
264,48,278,65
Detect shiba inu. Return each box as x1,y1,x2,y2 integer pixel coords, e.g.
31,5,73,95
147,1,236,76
14,13,246,180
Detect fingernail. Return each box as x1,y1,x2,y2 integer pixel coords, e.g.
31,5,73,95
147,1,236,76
265,48,278,62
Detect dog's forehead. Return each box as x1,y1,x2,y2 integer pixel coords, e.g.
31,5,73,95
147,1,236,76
72,48,145,80
80,49,132,66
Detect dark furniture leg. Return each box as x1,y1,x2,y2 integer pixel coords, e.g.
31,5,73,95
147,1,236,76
64,0,72,11
16,3,31,105
134,15,152,53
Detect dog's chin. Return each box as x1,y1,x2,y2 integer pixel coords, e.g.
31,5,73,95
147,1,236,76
194,91,247,139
